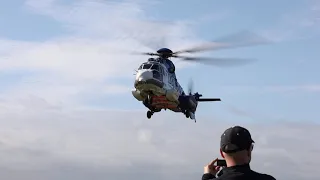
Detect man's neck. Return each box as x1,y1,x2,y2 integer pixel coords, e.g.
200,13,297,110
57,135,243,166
223,163,251,173
226,161,249,167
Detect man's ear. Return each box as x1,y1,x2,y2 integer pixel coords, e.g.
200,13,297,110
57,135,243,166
247,144,253,157
220,149,225,158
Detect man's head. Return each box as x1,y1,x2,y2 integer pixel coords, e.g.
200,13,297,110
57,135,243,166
219,126,254,166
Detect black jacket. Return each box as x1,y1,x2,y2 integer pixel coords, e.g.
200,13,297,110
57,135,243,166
202,164,276,180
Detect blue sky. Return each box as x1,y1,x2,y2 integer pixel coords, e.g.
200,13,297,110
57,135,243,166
0,0,320,123
2,1,320,180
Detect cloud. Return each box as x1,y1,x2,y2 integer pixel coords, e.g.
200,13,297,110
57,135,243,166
1,1,319,179
213,85,320,96
259,0,320,42
0,97,320,180
265,85,320,93
0,0,204,107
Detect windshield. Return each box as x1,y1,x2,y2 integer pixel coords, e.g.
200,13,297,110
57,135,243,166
143,64,152,69
138,62,163,70
138,63,152,70
138,62,164,81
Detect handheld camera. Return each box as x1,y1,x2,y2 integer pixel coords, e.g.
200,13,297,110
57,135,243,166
216,159,226,167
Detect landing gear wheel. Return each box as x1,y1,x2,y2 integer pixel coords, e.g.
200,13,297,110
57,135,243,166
147,111,153,119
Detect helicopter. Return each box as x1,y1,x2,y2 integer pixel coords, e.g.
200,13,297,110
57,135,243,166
129,31,270,122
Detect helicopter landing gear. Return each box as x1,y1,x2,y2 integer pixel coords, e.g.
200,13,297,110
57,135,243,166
185,110,196,123
147,110,154,119
185,110,190,118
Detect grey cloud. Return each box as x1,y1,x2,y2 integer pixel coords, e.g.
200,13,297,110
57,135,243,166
0,160,197,180
0,100,319,180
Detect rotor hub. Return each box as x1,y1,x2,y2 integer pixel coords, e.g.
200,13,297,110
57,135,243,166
156,48,173,54
156,48,173,58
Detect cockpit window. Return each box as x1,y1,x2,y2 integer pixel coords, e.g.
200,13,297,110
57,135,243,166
150,63,164,81
138,62,166,81
142,64,152,69
151,64,159,71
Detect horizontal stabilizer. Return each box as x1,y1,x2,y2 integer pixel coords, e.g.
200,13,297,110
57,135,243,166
198,98,221,102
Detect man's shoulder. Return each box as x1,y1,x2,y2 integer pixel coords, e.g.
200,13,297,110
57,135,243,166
201,169,276,180
251,170,276,180
260,173,276,180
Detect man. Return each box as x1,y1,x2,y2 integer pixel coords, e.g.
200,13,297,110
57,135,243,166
202,126,276,180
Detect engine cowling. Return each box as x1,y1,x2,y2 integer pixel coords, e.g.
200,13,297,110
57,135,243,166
178,95,198,112
187,96,198,112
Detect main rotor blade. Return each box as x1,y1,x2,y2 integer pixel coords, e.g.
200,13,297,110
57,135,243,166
103,47,155,56
119,19,172,51
198,98,221,101
173,30,271,54
117,50,159,56
176,56,256,67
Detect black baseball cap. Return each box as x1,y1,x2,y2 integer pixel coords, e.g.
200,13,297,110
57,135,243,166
220,126,254,153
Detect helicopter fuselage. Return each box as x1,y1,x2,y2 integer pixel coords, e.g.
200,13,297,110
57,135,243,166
131,57,198,119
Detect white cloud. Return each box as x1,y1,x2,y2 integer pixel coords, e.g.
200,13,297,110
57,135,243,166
0,0,275,108
0,0,204,107
1,1,319,179
259,1,320,42
0,97,319,179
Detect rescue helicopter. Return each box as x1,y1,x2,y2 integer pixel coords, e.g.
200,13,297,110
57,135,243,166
129,31,270,122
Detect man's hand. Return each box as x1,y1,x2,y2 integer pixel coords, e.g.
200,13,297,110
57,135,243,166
204,158,221,175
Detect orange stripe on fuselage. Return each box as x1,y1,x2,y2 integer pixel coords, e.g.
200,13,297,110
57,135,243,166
151,95,177,109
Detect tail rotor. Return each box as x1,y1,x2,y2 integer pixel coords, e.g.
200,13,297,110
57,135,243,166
187,78,221,102
188,78,194,95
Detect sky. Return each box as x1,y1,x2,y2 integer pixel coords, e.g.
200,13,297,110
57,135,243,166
0,0,320,179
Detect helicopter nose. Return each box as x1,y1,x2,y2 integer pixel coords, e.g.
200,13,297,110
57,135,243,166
137,70,153,81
